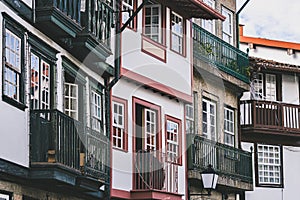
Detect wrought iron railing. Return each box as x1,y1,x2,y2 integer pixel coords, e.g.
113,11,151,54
240,100,300,131
134,150,178,193
30,109,109,182
192,23,249,83
187,135,252,183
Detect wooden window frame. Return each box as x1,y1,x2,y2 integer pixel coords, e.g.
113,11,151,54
121,0,137,31
255,143,284,188
221,6,233,45
132,97,162,152
202,0,216,34
2,17,26,110
170,10,186,57
202,98,217,141
224,106,235,147
165,115,182,165
112,96,128,152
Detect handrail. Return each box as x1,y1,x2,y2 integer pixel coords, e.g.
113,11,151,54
192,23,249,83
188,135,252,183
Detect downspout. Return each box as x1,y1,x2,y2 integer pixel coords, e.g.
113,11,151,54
104,1,148,199
236,0,250,48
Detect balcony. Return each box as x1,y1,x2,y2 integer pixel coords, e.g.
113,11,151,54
131,150,182,200
187,135,253,191
192,23,249,83
35,0,113,70
30,109,109,198
241,100,300,145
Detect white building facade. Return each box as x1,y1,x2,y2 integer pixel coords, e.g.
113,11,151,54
108,0,225,199
239,25,300,200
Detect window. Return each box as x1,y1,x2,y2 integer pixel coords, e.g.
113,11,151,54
222,6,233,44
144,2,162,43
185,104,194,134
112,100,126,150
91,90,102,132
224,107,234,146
166,117,181,164
145,108,157,150
3,28,23,104
134,98,161,152
202,0,215,34
171,11,184,54
122,0,135,28
64,83,78,120
202,99,216,141
257,144,282,186
251,73,277,101
0,193,10,200
266,74,276,101
252,73,263,100
30,53,51,110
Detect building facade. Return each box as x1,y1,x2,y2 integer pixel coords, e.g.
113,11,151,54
108,0,231,199
0,0,113,199
187,1,253,200
239,25,300,200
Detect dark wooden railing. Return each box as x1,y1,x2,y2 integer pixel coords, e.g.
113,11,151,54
30,109,109,182
36,0,113,47
134,150,178,193
187,135,252,183
192,23,249,83
81,0,113,47
240,100,300,131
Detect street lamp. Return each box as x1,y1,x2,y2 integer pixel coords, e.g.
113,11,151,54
189,164,219,196
201,164,218,195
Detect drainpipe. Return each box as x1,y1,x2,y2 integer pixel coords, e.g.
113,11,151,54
104,1,148,199
236,0,250,48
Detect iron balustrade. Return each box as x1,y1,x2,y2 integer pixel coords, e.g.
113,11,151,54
134,150,179,193
240,100,300,130
30,109,109,182
192,23,249,83
188,135,252,183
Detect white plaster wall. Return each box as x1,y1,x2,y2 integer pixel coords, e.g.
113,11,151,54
112,79,186,198
119,0,192,96
240,43,300,65
242,143,300,200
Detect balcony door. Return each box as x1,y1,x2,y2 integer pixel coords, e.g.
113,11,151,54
133,98,163,190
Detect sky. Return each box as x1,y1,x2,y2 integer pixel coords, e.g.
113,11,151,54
237,0,300,43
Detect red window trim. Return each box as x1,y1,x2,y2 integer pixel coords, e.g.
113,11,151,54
165,115,182,165
121,0,138,31
112,96,128,152
132,97,162,191
169,10,187,57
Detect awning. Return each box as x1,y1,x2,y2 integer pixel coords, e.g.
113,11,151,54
157,0,226,20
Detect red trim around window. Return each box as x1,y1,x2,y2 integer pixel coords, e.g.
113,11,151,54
112,96,128,152
121,0,138,31
165,115,182,165
141,34,167,62
132,97,162,190
169,11,186,57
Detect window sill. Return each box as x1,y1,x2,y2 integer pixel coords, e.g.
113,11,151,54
170,48,186,58
112,147,128,153
256,183,283,188
2,95,27,111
